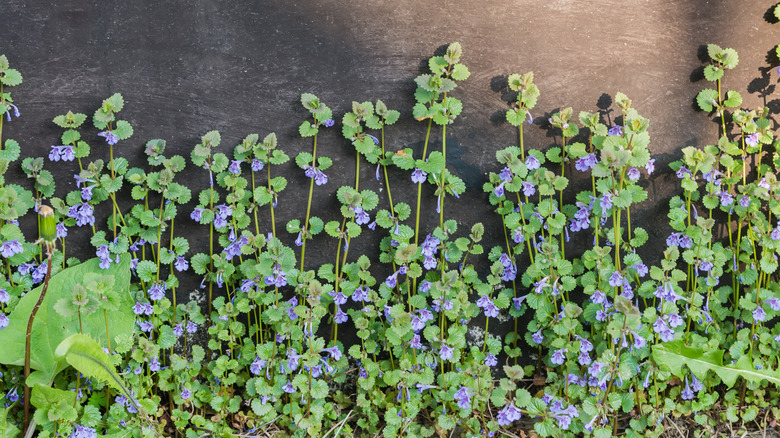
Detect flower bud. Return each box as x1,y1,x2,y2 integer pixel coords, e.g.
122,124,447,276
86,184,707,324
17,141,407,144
38,205,56,244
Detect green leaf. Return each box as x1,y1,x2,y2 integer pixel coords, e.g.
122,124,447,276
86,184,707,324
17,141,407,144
703,65,723,82
0,69,22,86
158,325,177,349
451,63,470,81
723,90,742,108
114,120,133,140
0,407,19,438
299,121,318,138
391,149,416,170
696,89,719,112
652,340,780,388
506,108,527,127
55,334,128,393
0,256,134,385
707,44,722,61
105,93,125,112
311,379,328,399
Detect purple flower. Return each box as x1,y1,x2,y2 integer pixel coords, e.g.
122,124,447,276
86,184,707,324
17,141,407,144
496,403,522,427
681,378,694,400
323,119,335,128
632,332,647,349
745,133,759,147
250,356,267,375
6,387,18,402
753,306,767,322
499,167,512,182
148,283,165,301
600,192,613,215
765,297,780,311
575,153,597,172
385,267,407,288
627,167,640,181
0,240,23,258
0,313,8,329
485,353,497,367
334,306,348,324
314,169,328,185
667,313,684,328
287,297,299,321
49,145,76,162
521,181,536,197
676,166,690,179
56,223,68,238
411,168,427,184
608,271,623,287
229,160,242,175
608,124,623,136
353,207,370,225
351,286,369,302
251,158,264,172
4,103,20,122
180,388,191,400
719,191,734,207
453,386,474,409
739,195,750,208
645,158,656,174
174,256,189,272
0,289,8,303
493,182,506,198
137,320,154,332
551,348,566,365
525,155,540,170
69,424,97,438
98,131,119,146
132,302,145,315
653,318,675,342
149,356,160,372
173,324,184,337
322,346,342,361
691,374,704,392
186,321,197,333
439,343,454,361
772,224,780,241
190,208,204,222
67,203,95,227
283,381,295,393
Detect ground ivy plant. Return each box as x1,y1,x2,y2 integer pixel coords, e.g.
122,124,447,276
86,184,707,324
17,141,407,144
1,13,780,437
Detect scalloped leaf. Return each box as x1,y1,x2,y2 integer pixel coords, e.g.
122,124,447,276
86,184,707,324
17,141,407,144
696,88,719,112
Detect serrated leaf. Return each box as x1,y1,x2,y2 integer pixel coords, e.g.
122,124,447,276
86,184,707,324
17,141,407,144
703,65,723,82
723,90,742,108
0,69,22,86
114,120,133,140
696,89,719,112
299,121,318,138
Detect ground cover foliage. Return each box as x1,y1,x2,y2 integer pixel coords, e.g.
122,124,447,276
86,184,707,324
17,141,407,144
1,7,780,438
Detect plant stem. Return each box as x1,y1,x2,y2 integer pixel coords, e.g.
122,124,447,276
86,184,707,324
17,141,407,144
23,249,53,432
414,119,433,247
300,133,318,272
381,126,395,216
